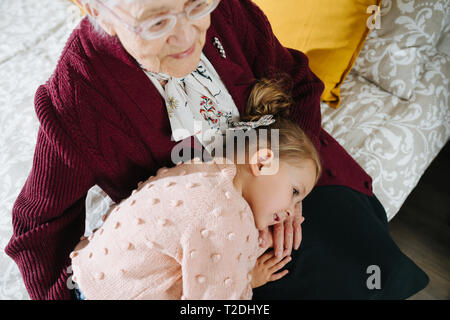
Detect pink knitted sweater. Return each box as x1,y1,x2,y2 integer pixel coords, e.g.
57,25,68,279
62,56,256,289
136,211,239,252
70,159,258,300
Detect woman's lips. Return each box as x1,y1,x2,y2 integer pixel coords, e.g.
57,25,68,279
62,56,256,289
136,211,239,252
169,43,196,59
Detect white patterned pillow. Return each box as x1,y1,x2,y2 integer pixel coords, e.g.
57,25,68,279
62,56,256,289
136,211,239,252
353,0,449,100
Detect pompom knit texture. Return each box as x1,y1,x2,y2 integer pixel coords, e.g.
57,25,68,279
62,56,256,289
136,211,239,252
71,160,258,300
5,0,373,299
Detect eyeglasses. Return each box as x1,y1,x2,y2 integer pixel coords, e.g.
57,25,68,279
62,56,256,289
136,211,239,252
93,0,221,40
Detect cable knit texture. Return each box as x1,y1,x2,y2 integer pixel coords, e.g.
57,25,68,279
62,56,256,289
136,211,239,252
5,0,373,299
71,160,258,300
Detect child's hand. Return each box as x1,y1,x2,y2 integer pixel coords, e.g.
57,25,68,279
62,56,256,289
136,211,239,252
250,251,292,288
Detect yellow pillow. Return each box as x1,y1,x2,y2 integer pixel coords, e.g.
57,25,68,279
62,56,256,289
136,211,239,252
253,0,381,109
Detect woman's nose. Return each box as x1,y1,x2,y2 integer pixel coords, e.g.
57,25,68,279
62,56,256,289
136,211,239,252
166,16,196,48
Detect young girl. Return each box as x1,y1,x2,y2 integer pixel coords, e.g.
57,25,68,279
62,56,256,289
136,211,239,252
70,78,322,300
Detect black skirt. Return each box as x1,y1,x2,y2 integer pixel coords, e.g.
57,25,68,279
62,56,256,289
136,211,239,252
252,185,429,300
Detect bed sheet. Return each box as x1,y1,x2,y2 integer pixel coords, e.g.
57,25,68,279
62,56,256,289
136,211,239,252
0,0,83,300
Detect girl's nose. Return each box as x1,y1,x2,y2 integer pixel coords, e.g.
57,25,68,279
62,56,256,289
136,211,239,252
281,211,291,221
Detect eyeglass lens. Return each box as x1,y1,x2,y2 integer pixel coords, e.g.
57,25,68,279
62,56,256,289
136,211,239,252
143,0,218,38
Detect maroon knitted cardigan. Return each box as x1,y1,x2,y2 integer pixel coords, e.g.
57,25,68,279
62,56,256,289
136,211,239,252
5,0,373,300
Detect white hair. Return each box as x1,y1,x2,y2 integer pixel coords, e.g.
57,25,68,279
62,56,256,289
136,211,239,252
84,0,134,36
87,15,108,36
88,0,133,8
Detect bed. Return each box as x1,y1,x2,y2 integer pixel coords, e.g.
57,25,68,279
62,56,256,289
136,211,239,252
0,0,448,299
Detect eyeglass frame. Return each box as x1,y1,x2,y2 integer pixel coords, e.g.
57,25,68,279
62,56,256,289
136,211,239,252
90,0,221,40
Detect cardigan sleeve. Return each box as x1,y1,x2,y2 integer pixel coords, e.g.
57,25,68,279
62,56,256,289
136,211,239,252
225,0,325,148
4,85,96,300
180,210,256,300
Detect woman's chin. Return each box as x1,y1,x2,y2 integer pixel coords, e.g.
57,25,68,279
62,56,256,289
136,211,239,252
168,67,197,78
163,50,202,77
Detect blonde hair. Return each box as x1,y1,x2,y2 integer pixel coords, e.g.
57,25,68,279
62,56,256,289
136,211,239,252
239,77,322,184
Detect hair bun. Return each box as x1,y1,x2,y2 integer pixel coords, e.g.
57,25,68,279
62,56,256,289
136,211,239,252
242,77,293,122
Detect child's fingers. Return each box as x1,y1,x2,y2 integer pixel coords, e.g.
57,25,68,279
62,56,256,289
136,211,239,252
268,255,292,272
259,250,276,264
269,269,289,282
266,251,289,266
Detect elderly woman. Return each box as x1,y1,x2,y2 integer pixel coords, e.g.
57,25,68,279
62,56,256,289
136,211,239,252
6,0,428,300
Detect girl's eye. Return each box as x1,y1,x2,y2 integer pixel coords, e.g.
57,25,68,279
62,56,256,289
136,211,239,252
293,188,299,196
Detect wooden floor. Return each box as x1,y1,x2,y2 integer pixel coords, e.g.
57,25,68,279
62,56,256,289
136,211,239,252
388,142,450,300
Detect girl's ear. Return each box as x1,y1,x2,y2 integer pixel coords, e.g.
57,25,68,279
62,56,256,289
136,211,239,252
249,148,278,176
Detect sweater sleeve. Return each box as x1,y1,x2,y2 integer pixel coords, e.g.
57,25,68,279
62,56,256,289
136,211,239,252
180,211,256,300
4,85,96,300
225,0,325,148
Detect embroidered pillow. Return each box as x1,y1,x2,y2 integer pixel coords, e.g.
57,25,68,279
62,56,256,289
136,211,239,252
352,0,449,100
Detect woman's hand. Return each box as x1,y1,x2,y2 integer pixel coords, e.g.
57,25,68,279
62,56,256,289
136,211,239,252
250,251,291,288
258,202,305,258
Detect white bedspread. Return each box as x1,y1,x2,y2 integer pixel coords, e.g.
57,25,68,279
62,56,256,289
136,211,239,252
0,0,448,300
0,0,84,300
